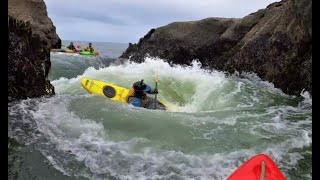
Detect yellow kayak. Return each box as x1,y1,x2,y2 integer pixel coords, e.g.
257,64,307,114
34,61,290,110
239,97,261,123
65,49,80,53
80,78,167,110
50,48,79,53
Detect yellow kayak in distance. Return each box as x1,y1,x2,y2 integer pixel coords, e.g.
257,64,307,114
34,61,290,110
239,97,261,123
65,49,80,53
80,78,167,111
50,48,80,53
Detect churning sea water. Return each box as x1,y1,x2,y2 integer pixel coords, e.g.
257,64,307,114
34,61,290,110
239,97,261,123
8,41,312,180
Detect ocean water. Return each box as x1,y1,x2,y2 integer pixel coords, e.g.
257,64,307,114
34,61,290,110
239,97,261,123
8,41,312,180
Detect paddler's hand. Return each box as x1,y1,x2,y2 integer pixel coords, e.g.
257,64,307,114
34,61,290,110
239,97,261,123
152,88,158,94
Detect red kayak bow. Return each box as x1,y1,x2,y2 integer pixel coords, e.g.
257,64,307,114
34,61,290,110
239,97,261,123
227,154,285,180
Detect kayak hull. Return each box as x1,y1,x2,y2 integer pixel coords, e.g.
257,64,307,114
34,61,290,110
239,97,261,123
65,49,80,53
79,51,97,56
51,48,80,53
81,78,129,103
227,154,285,180
51,48,66,52
80,78,166,110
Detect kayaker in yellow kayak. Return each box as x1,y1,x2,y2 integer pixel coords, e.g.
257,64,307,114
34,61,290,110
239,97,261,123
67,42,77,51
126,79,158,108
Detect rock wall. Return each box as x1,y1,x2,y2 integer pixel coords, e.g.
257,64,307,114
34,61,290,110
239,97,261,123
8,0,61,48
8,0,61,101
120,0,312,96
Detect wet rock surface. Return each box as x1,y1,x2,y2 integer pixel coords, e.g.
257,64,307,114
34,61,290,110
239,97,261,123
8,0,61,101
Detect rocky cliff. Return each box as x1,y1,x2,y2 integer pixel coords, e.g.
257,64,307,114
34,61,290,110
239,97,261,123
120,0,312,96
8,0,61,101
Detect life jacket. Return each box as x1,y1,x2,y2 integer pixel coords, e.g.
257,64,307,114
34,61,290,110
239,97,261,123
133,81,147,97
68,45,76,50
86,46,94,52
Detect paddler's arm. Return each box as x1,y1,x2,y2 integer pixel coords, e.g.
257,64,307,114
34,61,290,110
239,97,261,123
144,85,158,94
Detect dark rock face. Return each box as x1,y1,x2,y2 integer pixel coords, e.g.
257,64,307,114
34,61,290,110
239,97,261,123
121,18,238,65
8,0,61,101
8,17,55,100
120,0,312,96
8,0,61,49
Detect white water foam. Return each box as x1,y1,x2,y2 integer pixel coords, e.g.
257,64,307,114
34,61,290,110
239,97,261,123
51,57,232,113
53,57,282,113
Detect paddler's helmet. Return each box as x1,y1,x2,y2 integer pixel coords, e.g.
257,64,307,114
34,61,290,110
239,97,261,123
133,79,146,91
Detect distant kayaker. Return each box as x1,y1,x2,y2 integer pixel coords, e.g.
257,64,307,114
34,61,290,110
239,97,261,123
85,42,94,53
67,42,77,51
126,79,158,108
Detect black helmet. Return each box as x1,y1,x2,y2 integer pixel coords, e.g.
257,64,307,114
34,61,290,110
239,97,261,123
70,42,73,44
133,79,146,91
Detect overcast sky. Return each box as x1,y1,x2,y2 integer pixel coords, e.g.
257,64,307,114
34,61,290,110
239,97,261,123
44,0,277,43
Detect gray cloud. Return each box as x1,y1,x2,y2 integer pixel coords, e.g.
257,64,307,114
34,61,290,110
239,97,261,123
45,0,278,43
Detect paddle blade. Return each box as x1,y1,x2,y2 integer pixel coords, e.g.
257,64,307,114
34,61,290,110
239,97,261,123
227,154,285,180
